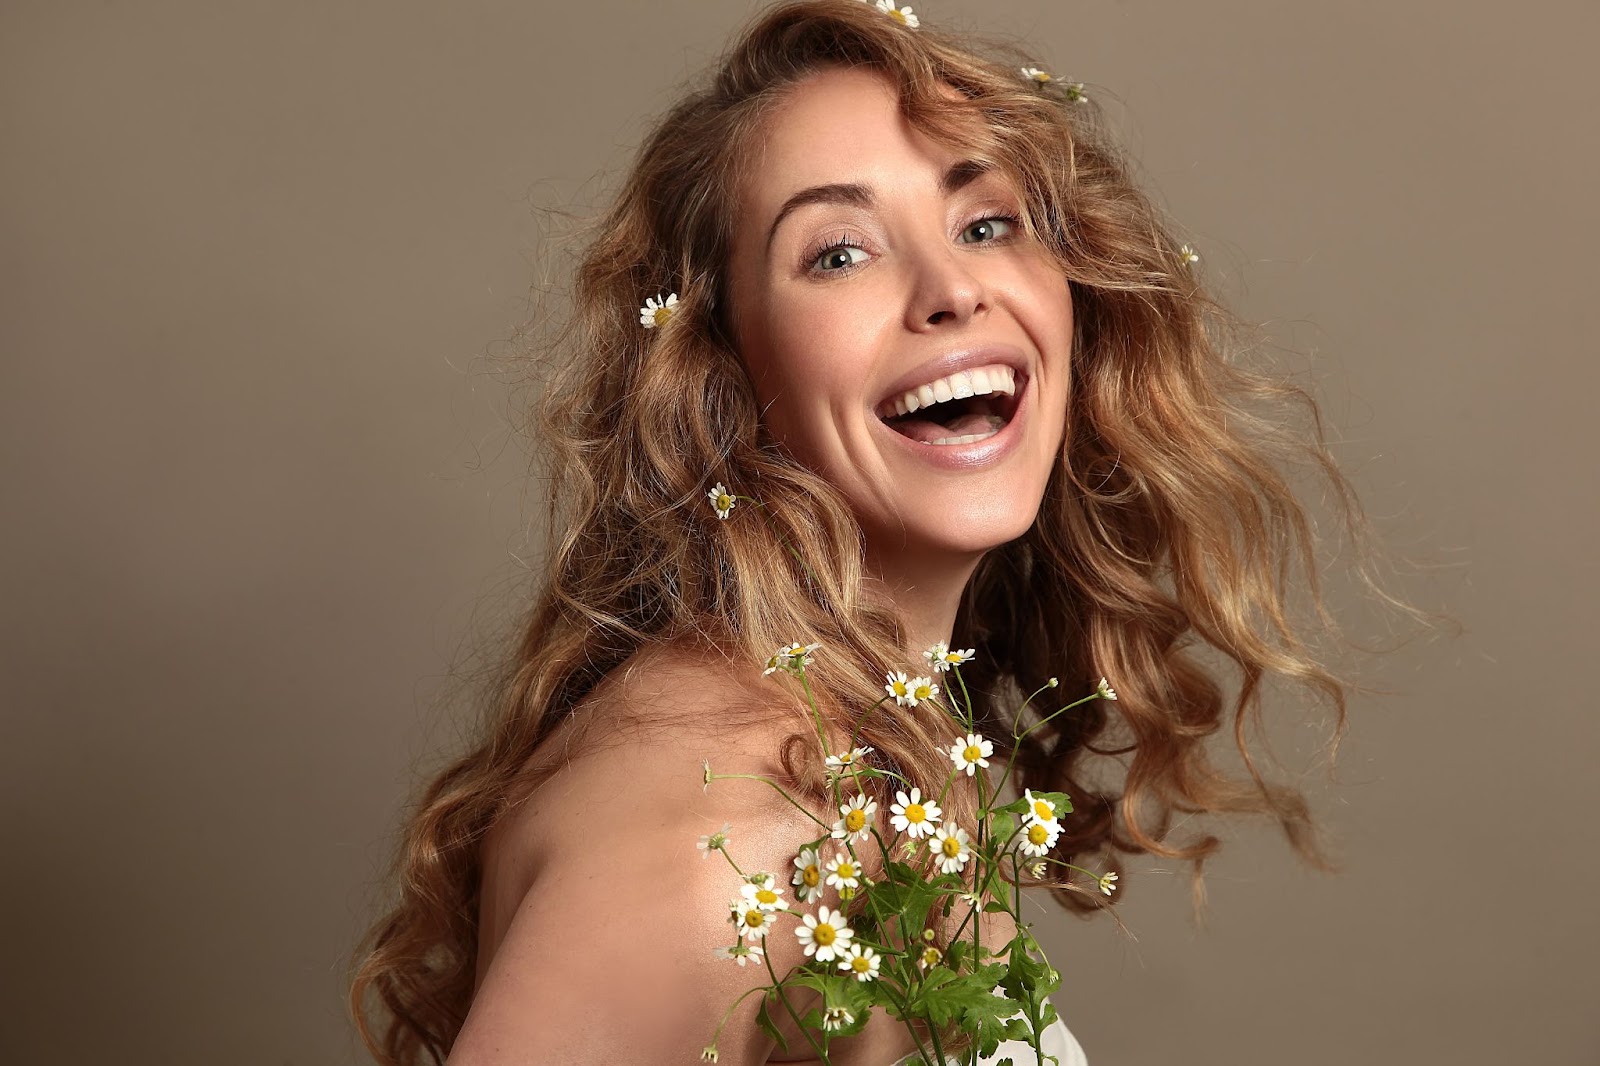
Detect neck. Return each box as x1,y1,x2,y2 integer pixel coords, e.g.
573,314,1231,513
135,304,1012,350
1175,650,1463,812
863,542,985,664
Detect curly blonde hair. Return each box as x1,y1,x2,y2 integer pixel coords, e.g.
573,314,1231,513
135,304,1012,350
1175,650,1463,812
346,2,1430,1062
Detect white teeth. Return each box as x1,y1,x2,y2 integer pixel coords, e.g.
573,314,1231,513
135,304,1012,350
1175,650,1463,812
928,427,1002,446
927,415,1006,446
887,364,1016,417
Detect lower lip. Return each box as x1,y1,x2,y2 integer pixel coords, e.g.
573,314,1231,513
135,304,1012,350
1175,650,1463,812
874,374,1031,471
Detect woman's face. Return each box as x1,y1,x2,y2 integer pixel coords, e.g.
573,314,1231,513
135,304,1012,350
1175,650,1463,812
725,67,1072,571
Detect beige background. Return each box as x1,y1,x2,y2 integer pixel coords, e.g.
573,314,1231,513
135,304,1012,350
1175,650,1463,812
3,0,1595,1062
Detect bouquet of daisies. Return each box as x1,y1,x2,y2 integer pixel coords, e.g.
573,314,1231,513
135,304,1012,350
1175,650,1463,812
696,638,1118,1065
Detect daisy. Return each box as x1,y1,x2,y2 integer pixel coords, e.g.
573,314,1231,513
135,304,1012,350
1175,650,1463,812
821,1005,855,1031
874,0,920,28
1178,246,1199,266
830,793,879,844
824,745,875,772
791,846,825,903
917,944,942,971
1063,82,1088,102
764,641,821,676
1021,788,1058,826
823,852,863,894
1027,860,1049,879
739,874,789,912
706,483,735,520
732,898,779,940
1020,66,1052,83
929,824,973,875
638,291,678,328
907,675,939,707
1099,871,1120,896
923,643,976,674
1015,817,1062,858
795,904,855,962
713,941,765,968
836,943,882,982
884,670,912,705
889,787,942,839
696,822,731,858
948,732,994,776
1097,676,1119,700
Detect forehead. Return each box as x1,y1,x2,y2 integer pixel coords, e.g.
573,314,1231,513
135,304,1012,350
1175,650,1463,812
742,67,991,204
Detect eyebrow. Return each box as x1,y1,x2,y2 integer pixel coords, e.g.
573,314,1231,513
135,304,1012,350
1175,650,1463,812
764,158,997,255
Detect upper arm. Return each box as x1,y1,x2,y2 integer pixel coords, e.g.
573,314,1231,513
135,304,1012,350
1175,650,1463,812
448,720,831,1065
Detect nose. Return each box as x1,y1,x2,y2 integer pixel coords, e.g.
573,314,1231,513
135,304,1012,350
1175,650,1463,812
903,243,990,331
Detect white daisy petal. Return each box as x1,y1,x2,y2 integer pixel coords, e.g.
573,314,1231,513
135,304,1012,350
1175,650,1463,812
947,732,994,777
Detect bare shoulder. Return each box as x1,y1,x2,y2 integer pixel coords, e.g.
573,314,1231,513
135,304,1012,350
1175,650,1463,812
454,646,840,1065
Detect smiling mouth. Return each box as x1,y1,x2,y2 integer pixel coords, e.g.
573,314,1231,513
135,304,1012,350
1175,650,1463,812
876,369,1025,446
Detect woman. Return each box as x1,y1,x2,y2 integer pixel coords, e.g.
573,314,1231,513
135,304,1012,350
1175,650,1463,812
349,2,1411,1062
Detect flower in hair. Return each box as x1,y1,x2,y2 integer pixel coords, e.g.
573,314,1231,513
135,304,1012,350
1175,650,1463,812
707,482,736,519
639,291,678,328
764,641,821,676
873,0,920,28
1021,67,1087,102
1178,245,1199,265
1096,676,1119,700
923,641,975,673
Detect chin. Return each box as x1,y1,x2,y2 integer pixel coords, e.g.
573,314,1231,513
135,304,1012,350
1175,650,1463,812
871,499,1042,561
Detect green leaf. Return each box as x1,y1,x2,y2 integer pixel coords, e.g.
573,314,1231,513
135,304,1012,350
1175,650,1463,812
756,991,789,1053
909,963,1011,1028
961,992,1020,1058
1028,790,1075,816
982,899,1012,914
987,810,1018,849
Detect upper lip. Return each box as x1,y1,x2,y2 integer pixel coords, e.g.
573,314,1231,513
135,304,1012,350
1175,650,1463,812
873,344,1031,419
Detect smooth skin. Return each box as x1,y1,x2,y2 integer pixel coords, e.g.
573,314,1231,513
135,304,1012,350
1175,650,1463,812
449,66,1067,1065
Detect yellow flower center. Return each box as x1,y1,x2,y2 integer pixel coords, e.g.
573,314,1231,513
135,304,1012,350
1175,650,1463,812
922,946,941,965
803,865,820,886
1032,800,1052,819
1028,824,1051,846
716,493,732,510
906,803,926,823
963,745,983,762
941,837,962,858
845,809,866,832
851,955,872,973
653,305,673,326
756,887,778,904
814,923,836,946
892,680,907,695
1037,72,1052,82
836,862,856,880
743,909,765,928
889,7,907,22
913,683,932,699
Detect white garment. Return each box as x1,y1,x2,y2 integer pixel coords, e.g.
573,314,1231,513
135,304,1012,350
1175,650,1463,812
887,995,1088,1066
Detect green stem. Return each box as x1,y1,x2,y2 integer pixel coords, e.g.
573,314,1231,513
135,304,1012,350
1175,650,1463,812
992,691,1101,801
761,946,831,1063
711,773,830,830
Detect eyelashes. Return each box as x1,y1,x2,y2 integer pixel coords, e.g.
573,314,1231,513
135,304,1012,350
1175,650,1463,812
802,211,1025,277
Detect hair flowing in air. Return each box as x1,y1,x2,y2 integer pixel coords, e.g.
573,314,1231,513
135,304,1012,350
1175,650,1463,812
347,2,1427,1062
